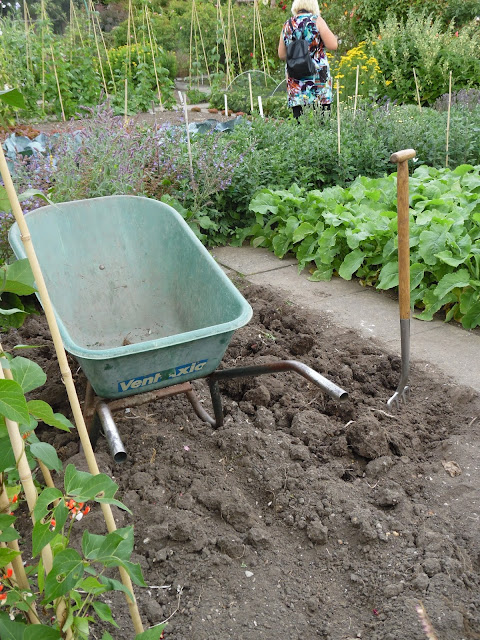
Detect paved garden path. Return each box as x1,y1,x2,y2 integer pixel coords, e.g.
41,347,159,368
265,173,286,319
212,245,480,394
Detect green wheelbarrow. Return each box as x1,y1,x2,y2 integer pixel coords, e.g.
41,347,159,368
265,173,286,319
9,196,347,462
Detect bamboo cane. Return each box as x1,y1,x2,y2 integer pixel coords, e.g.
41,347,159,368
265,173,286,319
254,0,268,80
70,0,85,50
1,364,57,492
217,1,231,85
40,0,46,113
141,7,146,60
179,91,194,182
129,0,139,50
336,80,341,155
124,77,128,126
90,8,109,97
24,2,35,76
446,70,452,167
193,3,211,84
252,0,256,67
224,94,228,116
95,12,117,94
23,0,32,77
194,14,200,89
0,482,40,624
145,7,163,110
413,68,422,112
215,0,220,75
189,0,195,86
125,0,132,104
248,72,254,114
230,1,242,75
227,0,232,82
353,64,359,117
50,44,66,122
69,0,73,65
0,146,144,636
0,360,70,636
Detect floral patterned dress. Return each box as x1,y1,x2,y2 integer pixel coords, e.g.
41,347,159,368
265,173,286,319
282,13,332,108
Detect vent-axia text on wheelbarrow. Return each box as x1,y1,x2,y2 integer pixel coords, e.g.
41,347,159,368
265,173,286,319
9,195,253,399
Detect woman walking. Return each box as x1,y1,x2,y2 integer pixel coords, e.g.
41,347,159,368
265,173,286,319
278,0,338,119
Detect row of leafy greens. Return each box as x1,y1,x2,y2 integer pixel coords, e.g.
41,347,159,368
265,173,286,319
235,164,480,329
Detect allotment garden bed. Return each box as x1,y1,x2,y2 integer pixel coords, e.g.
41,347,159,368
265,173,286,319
3,277,480,640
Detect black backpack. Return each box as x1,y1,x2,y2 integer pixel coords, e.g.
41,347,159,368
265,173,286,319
286,18,316,80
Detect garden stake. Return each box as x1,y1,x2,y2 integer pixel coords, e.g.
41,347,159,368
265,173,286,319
353,64,359,118
254,0,269,79
49,44,66,122
336,80,341,154
23,0,32,77
227,0,232,85
0,481,40,624
446,70,452,167
70,0,85,50
413,68,422,111
193,1,212,83
248,72,254,113
224,94,228,116
124,77,128,126
0,358,71,635
258,95,264,118
0,145,145,635
40,0,47,113
145,6,163,109
2,363,57,493
189,0,195,85
90,8,109,97
96,11,116,93
229,0,242,75
387,148,416,409
179,91,194,182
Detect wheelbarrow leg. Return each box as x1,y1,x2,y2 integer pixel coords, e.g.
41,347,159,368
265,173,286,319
207,379,225,428
82,381,127,462
96,402,127,464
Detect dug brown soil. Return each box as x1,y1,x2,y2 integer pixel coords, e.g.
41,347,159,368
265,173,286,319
3,278,480,640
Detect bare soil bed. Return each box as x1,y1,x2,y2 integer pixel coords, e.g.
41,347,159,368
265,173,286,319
4,277,480,640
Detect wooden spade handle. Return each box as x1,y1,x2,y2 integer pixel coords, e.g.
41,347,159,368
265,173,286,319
390,149,416,320
390,149,416,164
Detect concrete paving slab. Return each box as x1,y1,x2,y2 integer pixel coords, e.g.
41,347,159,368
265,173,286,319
406,324,480,392
211,246,297,275
215,246,480,393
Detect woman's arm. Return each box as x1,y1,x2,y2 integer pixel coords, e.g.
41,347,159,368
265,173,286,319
278,31,287,60
316,16,338,50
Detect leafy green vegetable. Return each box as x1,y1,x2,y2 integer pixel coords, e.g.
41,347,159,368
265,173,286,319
240,164,480,328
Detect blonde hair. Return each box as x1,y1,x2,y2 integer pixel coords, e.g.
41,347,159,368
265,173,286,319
291,0,320,16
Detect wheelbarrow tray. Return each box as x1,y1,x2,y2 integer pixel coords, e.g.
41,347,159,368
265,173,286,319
9,195,252,399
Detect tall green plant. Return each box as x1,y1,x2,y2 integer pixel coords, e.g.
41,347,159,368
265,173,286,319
367,10,480,105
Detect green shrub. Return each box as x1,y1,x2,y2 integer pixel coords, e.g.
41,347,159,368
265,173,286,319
105,42,175,112
186,87,209,104
349,0,441,37
367,10,480,105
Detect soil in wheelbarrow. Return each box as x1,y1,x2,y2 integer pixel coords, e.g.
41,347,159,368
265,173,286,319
4,278,480,640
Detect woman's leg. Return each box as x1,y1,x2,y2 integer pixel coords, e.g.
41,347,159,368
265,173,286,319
292,105,303,120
